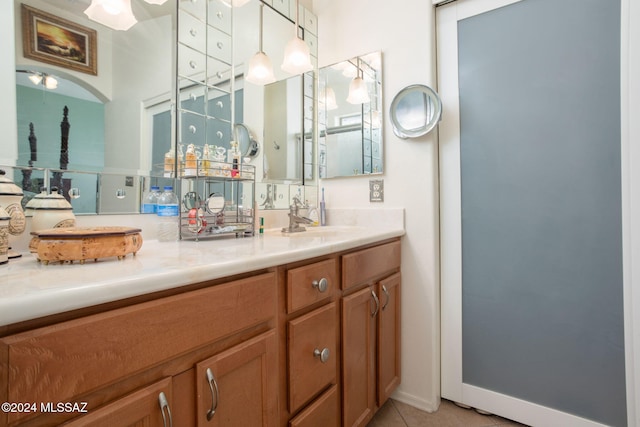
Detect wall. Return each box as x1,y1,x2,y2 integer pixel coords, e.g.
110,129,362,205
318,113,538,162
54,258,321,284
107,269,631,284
0,1,18,166
14,0,114,102
314,0,640,421
313,0,441,411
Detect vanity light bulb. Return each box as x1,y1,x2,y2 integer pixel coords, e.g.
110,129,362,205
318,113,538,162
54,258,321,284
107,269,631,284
347,77,370,104
28,74,43,85
246,52,276,85
85,0,137,31
281,37,313,75
44,76,58,90
101,0,124,15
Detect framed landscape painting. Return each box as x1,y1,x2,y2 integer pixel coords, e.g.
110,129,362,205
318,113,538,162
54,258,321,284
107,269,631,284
22,4,97,76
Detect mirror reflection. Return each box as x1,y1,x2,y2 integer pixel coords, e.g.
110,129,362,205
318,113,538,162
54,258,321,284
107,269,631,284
10,0,318,214
318,51,383,178
390,84,442,139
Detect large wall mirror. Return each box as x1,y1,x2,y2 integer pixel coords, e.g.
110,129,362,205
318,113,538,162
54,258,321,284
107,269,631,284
318,51,383,178
8,0,318,215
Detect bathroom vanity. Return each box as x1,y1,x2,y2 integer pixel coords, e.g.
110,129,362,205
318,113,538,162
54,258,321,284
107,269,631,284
0,226,402,426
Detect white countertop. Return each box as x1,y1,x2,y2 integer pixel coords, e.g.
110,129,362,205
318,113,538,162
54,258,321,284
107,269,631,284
0,225,404,326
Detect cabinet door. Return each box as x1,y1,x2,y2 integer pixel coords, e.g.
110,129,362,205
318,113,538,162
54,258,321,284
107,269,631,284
195,330,278,427
341,287,376,427
62,377,173,426
377,273,401,406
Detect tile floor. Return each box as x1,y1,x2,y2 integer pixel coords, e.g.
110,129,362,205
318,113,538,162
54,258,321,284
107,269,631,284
367,399,529,427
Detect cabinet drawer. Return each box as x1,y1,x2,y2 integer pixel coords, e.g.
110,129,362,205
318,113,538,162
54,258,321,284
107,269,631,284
342,241,401,290
289,384,339,427
288,302,338,413
287,258,338,313
0,273,276,425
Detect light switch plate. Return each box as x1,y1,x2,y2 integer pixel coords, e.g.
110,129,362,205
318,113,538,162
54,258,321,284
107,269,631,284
369,179,384,202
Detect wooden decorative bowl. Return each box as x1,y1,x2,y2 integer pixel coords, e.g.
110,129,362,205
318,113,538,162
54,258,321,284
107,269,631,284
30,226,143,265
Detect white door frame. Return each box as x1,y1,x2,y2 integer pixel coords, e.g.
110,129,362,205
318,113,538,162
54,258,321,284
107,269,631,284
437,0,639,425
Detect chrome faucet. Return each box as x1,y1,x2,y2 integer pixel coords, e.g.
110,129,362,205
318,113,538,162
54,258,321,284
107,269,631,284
282,196,313,233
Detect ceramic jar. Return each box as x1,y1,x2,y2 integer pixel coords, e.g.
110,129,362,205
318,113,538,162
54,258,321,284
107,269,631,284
28,187,76,234
0,170,26,258
0,206,10,265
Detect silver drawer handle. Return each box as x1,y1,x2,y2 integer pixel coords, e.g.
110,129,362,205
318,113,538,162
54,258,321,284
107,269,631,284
371,289,380,318
158,391,173,427
189,60,197,69
190,28,197,37
206,368,220,421
217,11,224,20
382,285,390,310
217,42,224,50
312,277,328,293
314,347,330,363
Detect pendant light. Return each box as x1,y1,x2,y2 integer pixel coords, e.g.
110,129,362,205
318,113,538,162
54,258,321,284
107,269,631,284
143,0,169,4
321,86,338,110
84,0,137,31
246,3,276,85
281,0,313,74
347,58,370,104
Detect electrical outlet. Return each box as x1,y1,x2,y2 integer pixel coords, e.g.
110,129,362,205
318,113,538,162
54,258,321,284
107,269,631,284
369,179,384,202
125,176,134,187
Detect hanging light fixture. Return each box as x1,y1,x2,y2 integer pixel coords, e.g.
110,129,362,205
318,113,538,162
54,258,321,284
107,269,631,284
84,0,137,31
281,0,313,74
246,3,276,85
44,76,58,90
28,73,43,85
321,86,338,110
143,0,169,4
347,58,370,104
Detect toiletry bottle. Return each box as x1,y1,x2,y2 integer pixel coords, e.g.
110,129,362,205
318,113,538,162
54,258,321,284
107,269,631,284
229,141,241,178
185,144,197,176
201,144,211,176
164,150,175,177
320,188,326,226
157,186,179,241
142,185,161,214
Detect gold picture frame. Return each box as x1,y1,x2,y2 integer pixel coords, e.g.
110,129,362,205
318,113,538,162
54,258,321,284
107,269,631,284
22,4,97,76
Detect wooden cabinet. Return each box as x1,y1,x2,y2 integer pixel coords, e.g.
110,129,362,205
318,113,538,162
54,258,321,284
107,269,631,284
0,238,401,427
195,330,278,426
342,287,377,427
341,241,402,427
0,272,277,426
62,378,173,427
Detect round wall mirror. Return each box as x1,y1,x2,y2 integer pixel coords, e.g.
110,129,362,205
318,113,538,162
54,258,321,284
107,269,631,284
234,123,259,159
389,84,442,139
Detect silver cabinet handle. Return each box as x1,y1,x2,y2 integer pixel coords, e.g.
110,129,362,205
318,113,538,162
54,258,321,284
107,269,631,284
371,290,380,318
312,277,328,293
158,391,173,427
206,368,220,421
314,347,330,363
382,285,390,310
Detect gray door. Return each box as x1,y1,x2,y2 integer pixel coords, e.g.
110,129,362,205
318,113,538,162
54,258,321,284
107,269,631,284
438,0,626,426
